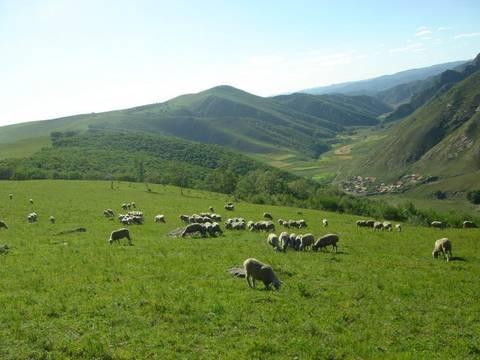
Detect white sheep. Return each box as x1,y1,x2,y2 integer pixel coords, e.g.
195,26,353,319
27,212,38,223
243,258,281,290
299,233,315,251
463,221,476,228
49,216,55,224
395,224,402,232
154,215,166,223
322,218,328,228
312,233,339,252
279,231,290,251
108,228,132,245
373,221,384,231
432,238,452,262
29,198,34,204
431,221,444,228
267,233,280,251
0,220,8,229
263,212,273,220
383,222,392,231
8,194,13,200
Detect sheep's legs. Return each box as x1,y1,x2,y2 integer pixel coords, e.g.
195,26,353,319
246,276,253,288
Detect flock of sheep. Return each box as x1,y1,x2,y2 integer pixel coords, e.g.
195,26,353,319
0,193,477,290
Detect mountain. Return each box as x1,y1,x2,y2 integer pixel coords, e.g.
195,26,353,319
384,54,480,122
0,85,393,160
357,61,480,185
272,93,391,126
301,60,467,98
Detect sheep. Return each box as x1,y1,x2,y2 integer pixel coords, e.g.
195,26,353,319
432,238,452,262
356,220,368,227
366,220,375,228
179,214,190,223
224,203,235,211
208,222,223,236
131,202,136,209
267,233,280,251
27,212,38,223
312,233,339,252
0,220,8,229
263,212,273,220
431,221,444,228
108,228,132,245
395,224,402,232
383,222,392,231
373,221,384,231
181,223,207,237
298,220,307,228
29,198,34,204
8,194,13,200
322,219,328,228
49,216,55,224
289,233,299,250
299,233,315,251
154,215,166,223
463,221,477,228
279,232,290,251
121,203,128,210
243,258,281,290
104,209,115,218
209,206,215,213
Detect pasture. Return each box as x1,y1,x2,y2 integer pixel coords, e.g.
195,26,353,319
0,180,479,359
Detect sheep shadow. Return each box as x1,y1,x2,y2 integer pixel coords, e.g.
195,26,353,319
450,256,466,262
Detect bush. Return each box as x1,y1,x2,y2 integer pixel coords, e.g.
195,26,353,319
467,190,480,204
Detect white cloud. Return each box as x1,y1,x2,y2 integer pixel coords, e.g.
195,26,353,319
417,26,429,31
437,26,452,31
415,29,432,37
453,32,480,39
388,43,425,53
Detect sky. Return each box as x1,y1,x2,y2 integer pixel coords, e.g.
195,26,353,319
0,0,479,126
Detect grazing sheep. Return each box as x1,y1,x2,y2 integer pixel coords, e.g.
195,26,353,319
27,212,38,223
322,219,328,228
208,222,223,236
181,223,207,237
267,233,280,251
279,232,290,251
131,202,136,209
299,233,315,251
383,222,392,231
431,221,444,228
373,221,384,231
463,221,477,228
104,209,115,218
0,220,8,229
8,194,13,200
209,206,215,213
356,220,368,228
243,258,281,290
289,233,299,250
313,233,339,252
121,203,128,210
366,220,375,228
395,224,402,232
263,212,273,220
224,203,235,211
49,216,55,224
432,238,452,262
179,214,190,223
154,215,166,223
0,244,9,254
108,228,132,245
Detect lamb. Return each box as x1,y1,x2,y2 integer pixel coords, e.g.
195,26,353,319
49,216,55,224
432,238,452,262
322,219,328,228
108,228,132,245
431,221,444,228
263,212,273,220
298,233,315,251
267,233,280,251
279,231,290,251
463,221,477,228
181,223,207,237
243,258,281,290
383,222,392,231
0,220,8,229
312,233,339,252
154,215,166,223
395,224,402,232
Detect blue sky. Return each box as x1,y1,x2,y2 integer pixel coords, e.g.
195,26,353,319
0,0,479,126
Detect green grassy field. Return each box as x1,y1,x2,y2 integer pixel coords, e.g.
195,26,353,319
0,180,479,359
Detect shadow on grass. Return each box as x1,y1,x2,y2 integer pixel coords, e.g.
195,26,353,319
450,256,467,262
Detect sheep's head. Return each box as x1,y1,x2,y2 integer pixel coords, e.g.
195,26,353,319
273,278,281,290
432,250,439,258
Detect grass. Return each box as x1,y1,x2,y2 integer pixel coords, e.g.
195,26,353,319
0,180,479,359
0,136,51,160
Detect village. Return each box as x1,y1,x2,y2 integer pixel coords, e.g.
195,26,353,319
341,173,434,195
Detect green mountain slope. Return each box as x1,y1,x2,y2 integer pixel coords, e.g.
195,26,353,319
272,93,391,126
359,67,480,182
301,60,466,96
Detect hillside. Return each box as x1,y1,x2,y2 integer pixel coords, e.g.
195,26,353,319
384,54,480,122
358,67,480,185
300,60,466,97
0,180,479,358
272,93,391,126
